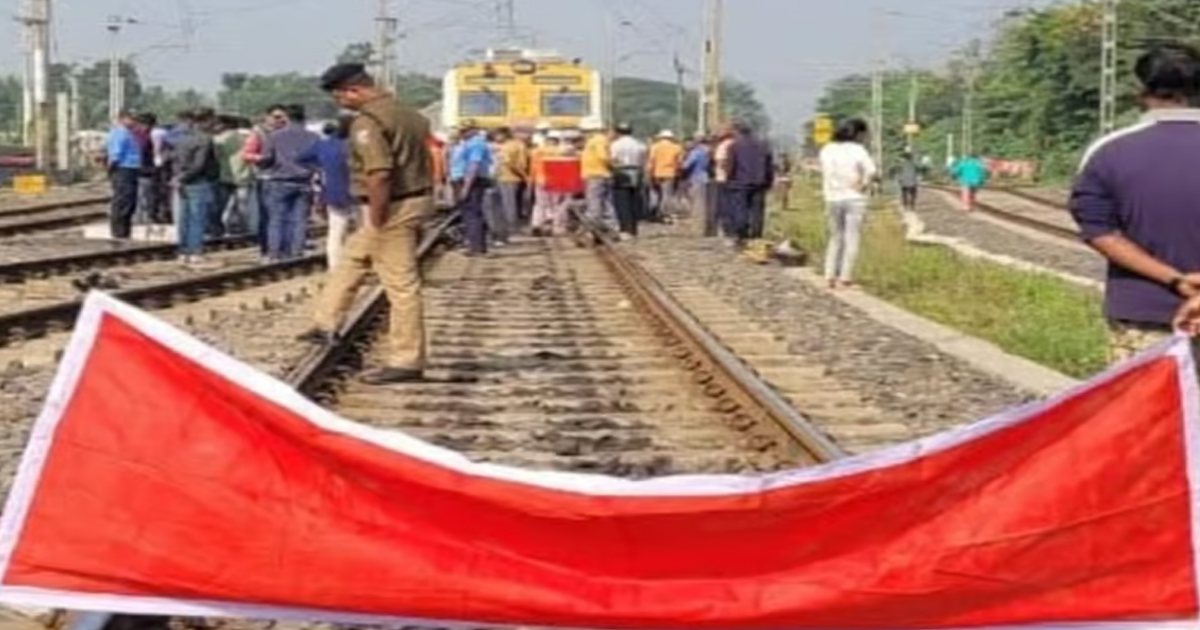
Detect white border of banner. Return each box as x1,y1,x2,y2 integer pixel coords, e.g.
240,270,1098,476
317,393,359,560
0,291,1196,629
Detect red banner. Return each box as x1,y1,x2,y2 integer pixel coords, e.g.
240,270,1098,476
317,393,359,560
984,158,1038,180
0,292,1198,629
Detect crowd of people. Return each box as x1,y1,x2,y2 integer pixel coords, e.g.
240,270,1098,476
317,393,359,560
430,116,780,255
104,103,361,267
104,108,784,268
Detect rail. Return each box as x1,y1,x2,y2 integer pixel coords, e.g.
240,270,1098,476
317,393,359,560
0,255,325,345
0,204,110,237
54,207,843,630
575,216,846,464
0,195,111,219
926,184,1078,241
0,227,328,283
286,210,462,396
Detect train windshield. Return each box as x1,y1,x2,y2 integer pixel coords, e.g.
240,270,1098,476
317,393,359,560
541,92,590,117
459,91,507,117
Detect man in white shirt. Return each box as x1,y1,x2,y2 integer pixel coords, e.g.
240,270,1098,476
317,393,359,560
817,117,877,289
609,122,647,239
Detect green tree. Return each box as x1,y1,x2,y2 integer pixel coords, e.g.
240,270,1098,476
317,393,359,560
613,76,770,137
337,42,375,65
812,0,1200,180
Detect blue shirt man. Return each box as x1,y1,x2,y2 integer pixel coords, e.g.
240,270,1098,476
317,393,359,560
682,142,711,183
106,121,142,170
298,132,354,211
1069,43,1200,364
450,131,492,181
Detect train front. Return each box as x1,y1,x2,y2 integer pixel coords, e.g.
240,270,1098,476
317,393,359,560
441,48,603,133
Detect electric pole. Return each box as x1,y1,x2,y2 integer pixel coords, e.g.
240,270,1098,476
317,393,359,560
19,21,32,147
699,0,722,134
106,15,136,123
904,69,918,151
961,39,980,157
869,11,884,171
673,53,685,135
374,0,397,91
603,12,614,125
1100,0,1118,134
19,0,51,170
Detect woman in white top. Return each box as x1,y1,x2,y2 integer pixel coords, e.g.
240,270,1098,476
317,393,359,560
817,118,877,289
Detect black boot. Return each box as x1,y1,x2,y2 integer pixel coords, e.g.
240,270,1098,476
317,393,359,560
295,328,338,345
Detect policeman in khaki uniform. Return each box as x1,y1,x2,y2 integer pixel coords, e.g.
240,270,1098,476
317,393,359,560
296,63,435,385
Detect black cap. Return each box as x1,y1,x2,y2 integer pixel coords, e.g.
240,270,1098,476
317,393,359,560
319,62,369,91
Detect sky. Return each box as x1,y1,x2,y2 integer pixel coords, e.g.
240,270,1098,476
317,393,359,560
3,0,1052,130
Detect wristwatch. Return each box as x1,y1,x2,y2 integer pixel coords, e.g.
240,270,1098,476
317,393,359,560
1169,276,1185,294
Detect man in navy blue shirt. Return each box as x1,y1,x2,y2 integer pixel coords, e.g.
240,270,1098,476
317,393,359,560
259,104,320,260
298,118,355,268
105,110,142,239
724,121,774,244
1070,43,1200,365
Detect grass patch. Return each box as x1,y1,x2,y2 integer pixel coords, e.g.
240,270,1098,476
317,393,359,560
770,179,1107,378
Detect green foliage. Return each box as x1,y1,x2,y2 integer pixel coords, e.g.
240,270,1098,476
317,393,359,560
773,180,1107,377
613,77,770,138
812,0,1200,182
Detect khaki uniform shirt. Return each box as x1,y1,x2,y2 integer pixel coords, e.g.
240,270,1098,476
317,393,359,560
349,94,434,200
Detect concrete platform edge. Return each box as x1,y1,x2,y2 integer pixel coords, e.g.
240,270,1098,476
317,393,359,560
783,267,1081,396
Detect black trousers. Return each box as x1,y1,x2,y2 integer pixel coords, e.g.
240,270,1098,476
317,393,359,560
722,186,767,241
900,185,918,209
612,184,643,236
110,168,140,239
453,179,490,254
703,182,720,237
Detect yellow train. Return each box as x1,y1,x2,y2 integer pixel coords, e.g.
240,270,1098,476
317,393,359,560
440,48,604,131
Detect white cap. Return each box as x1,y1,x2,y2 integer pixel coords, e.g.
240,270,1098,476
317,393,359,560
579,116,603,131
546,130,563,140
536,120,552,131
657,129,674,139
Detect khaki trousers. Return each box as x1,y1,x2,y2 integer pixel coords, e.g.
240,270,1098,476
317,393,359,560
314,196,434,370
1107,319,1200,377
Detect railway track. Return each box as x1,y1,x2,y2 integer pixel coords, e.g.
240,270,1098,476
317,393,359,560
0,203,110,237
0,195,110,219
55,210,852,630
0,253,325,346
927,184,1077,240
995,186,1067,208
0,223,332,284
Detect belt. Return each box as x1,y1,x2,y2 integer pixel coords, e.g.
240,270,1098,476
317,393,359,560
355,188,432,204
